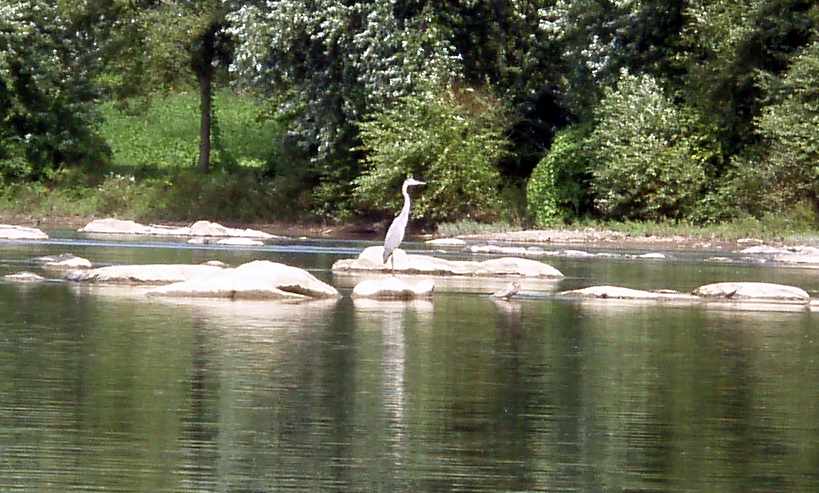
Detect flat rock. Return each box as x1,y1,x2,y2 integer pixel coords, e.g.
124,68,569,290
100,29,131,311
692,282,810,303
559,285,697,301
65,264,225,285
147,260,339,300
469,245,548,257
215,237,265,246
332,246,563,278
352,277,435,299
33,253,92,269
79,218,277,239
4,271,46,282
0,224,48,240
426,238,467,247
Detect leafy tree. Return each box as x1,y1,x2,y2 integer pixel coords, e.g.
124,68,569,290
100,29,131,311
526,124,594,226
679,0,818,157
589,71,716,220
102,0,241,173
354,87,509,224
755,38,819,210
229,0,457,162
0,0,110,181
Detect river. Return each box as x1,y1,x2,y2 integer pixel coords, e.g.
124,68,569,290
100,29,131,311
0,231,817,491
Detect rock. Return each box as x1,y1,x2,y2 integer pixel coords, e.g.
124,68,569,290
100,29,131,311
147,260,339,300
739,245,793,255
559,285,697,301
201,260,228,268
426,238,467,247
352,277,435,299
65,264,225,285
79,218,154,235
333,246,563,278
187,220,274,239
79,218,278,239
469,244,549,257
216,237,265,246
0,224,48,240
692,282,810,303
4,271,46,282
33,253,92,269
636,252,666,259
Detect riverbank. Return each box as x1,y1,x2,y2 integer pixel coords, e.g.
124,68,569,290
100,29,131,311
5,211,818,253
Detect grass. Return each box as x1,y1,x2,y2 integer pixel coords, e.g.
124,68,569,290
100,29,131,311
99,90,282,171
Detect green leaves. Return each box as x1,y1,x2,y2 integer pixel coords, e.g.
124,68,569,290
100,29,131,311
354,88,509,223
589,71,712,220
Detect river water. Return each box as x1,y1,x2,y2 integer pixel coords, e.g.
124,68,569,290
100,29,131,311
0,232,817,492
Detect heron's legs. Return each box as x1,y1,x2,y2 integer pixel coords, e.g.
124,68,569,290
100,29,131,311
390,254,396,276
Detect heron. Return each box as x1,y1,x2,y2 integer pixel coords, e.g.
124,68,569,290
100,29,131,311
383,176,426,273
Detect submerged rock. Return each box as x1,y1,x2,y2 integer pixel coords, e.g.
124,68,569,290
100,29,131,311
333,246,563,278
78,218,278,239
692,282,810,303
559,285,697,301
4,271,46,283
147,260,339,300
352,277,435,299
33,253,92,269
215,237,265,246
0,224,48,240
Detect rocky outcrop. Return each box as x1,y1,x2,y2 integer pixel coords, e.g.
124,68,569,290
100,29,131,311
78,218,278,239
33,253,92,269
332,246,563,278
692,282,810,303
351,277,435,299
0,224,48,240
560,282,812,306
4,272,46,282
559,285,697,301
146,260,339,300
739,245,819,266
64,263,226,284
426,238,467,247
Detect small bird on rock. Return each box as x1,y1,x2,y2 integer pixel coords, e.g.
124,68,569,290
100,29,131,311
492,280,521,300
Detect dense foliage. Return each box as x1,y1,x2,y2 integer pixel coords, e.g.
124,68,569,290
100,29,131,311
355,87,508,223
0,0,109,181
1,0,817,226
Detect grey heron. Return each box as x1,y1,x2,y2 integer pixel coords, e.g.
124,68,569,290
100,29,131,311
383,176,426,272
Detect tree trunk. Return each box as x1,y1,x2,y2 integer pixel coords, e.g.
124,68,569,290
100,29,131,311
197,71,212,173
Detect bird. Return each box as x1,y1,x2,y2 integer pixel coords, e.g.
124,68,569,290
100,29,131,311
492,280,521,300
383,176,426,273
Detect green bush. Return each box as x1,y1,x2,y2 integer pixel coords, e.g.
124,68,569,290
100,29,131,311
0,1,110,182
589,71,716,221
354,87,509,224
754,40,819,212
526,124,594,226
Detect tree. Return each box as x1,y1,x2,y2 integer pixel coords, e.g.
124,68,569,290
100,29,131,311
0,0,109,181
104,0,239,173
354,87,509,224
589,71,716,220
755,39,819,210
229,0,457,162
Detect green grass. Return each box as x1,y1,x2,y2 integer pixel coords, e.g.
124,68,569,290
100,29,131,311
99,90,282,171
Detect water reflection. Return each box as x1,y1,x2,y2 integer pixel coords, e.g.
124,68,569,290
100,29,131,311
0,238,818,491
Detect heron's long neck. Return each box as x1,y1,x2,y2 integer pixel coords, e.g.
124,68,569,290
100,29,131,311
400,184,411,218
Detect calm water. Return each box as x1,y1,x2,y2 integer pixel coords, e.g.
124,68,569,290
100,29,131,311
1,233,818,492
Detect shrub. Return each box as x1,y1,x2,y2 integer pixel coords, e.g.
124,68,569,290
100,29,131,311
354,87,509,224
754,40,819,212
526,124,594,226
589,71,716,221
